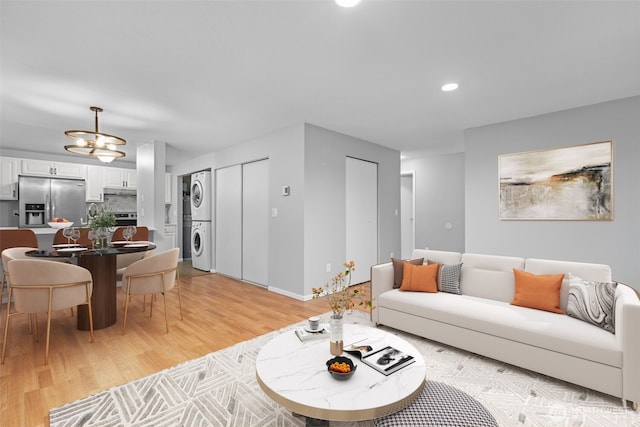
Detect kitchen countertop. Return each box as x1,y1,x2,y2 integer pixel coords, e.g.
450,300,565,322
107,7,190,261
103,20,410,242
31,228,61,235
0,227,80,235
3,226,178,234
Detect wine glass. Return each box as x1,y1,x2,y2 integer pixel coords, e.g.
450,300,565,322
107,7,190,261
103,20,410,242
125,225,137,242
62,226,73,245
70,227,81,246
87,229,97,249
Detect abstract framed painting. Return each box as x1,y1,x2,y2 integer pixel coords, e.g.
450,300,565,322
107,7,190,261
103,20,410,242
499,141,612,220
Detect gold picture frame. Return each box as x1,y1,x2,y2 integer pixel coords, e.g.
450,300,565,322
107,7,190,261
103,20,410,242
499,141,613,220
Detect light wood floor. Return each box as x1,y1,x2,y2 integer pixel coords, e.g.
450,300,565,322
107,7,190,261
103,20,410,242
0,263,362,427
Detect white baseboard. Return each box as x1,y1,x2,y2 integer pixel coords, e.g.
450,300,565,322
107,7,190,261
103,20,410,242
268,286,307,301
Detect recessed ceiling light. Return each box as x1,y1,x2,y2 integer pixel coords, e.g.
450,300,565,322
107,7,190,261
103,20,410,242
335,0,361,7
441,83,459,92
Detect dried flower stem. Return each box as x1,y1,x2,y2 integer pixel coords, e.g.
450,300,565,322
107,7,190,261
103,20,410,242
312,260,375,318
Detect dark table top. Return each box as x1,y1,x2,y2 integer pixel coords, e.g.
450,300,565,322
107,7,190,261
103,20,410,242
26,242,156,258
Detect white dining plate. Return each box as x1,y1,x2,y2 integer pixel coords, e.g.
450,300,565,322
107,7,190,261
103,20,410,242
124,243,148,248
110,241,129,246
56,247,88,253
52,243,81,248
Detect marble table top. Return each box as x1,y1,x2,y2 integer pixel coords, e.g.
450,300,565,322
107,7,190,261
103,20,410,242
255,324,426,422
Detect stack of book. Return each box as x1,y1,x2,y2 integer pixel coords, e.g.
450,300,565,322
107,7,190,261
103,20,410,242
295,326,328,341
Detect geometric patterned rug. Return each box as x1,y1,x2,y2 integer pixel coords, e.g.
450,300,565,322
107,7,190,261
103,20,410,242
49,311,640,427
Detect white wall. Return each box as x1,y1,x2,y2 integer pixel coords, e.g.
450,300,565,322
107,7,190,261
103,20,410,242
171,123,306,297
137,141,167,249
171,122,401,299
465,96,640,287
303,124,400,296
401,153,465,252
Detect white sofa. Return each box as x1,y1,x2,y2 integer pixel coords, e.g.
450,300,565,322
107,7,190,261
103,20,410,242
370,249,640,409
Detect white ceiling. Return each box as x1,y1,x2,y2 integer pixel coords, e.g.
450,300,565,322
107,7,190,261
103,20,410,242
1,1,639,166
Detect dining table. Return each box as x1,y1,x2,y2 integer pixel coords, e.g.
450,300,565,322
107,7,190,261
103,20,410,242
26,242,156,331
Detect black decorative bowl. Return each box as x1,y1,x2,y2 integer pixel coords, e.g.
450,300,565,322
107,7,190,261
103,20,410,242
326,356,356,380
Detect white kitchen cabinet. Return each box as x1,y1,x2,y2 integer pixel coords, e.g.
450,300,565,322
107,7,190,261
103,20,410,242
0,157,19,200
21,159,86,179
165,224,177,248
103,167,137,189
85,165,104,202
126,170,137,189
165,173,172,204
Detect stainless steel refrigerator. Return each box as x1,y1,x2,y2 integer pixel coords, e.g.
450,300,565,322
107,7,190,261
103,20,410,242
18,176,87,228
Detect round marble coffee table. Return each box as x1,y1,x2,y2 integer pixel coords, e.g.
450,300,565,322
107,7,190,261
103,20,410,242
256,324,426,422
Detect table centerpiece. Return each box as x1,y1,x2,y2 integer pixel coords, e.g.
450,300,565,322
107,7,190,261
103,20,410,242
87,203,116,248
312,260,374,355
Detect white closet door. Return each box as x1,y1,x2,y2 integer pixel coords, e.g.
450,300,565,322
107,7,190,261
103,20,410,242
345,157,378,285
215,165,242,279
242,159,269,286
401,173,415,259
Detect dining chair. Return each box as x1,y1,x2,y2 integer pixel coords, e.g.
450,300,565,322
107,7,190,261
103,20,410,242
0,229,38,303
0,244,73,320
112,226,149,242
113,226,152,281
121,248,182,334
0,229,38,251
2,247,39,335
2,259,94,365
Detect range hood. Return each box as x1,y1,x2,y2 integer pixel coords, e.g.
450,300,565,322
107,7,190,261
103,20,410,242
103,187,136,196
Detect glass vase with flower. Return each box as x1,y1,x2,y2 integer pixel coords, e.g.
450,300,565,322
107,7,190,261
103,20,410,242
312,260,375,355
87,204,116,248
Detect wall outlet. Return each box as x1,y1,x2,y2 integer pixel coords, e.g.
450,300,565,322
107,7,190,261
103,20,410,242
326,263,331,273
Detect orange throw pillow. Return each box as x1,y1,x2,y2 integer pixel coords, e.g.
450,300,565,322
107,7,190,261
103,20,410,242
391,257,424,288
400,263,439,293
511,269,565,314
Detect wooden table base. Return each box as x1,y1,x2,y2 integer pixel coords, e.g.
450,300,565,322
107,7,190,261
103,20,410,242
77,253,117,330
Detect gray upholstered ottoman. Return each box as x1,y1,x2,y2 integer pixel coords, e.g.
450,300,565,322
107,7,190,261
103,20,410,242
374,381,498,427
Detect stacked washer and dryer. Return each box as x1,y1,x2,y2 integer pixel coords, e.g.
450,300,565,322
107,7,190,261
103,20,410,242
190,171,212,271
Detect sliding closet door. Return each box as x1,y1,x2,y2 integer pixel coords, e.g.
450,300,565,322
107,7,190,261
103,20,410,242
242,159,269,286
345,157,378,285
215,165,242,279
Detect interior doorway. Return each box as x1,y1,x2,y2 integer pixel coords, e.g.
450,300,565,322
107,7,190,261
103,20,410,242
401,171,415,259
182,174,192,260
